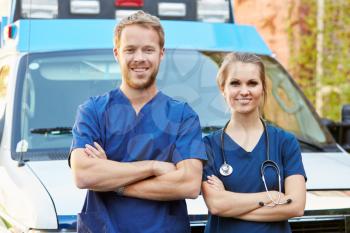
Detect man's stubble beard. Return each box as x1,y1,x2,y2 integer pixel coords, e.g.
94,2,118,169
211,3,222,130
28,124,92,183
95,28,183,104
124,66,159,90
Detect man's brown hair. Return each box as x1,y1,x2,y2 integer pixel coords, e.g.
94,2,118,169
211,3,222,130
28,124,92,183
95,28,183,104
114,10,165,48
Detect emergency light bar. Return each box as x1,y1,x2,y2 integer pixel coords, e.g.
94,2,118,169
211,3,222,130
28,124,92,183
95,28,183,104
158,3,186,17
21,0,58,19
197,0,229,23
9,0,233,23
115,10,138,21
115,0,144,7
70,0,101,15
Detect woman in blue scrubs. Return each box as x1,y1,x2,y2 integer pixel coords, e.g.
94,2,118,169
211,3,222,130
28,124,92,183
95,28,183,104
202,52,307,233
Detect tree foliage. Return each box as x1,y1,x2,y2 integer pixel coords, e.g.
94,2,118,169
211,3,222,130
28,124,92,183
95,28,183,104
288,0,350,121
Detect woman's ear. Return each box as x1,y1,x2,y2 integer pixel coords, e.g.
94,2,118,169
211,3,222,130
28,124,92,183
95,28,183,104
221,87,226,97
222,91,227,104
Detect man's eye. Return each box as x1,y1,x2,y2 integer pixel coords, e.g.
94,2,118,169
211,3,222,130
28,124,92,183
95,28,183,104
125,48,134,53
145,48,155,53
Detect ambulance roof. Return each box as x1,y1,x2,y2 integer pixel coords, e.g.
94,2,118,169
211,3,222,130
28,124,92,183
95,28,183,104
5,19,271,55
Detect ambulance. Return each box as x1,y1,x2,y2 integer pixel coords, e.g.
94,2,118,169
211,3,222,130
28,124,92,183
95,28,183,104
0,0,350,232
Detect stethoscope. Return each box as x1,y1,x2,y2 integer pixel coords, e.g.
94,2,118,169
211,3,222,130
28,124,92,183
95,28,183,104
220,118,292,206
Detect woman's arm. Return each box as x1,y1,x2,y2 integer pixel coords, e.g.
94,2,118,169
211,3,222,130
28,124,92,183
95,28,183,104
235,175,306,222
202,175,283,217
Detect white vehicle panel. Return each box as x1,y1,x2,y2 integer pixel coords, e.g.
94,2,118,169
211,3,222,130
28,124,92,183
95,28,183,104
0,159,57,230
303,152,350,189
27,160,86,215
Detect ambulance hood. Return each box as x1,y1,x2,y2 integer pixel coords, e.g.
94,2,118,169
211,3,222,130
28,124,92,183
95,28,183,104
302,152,350,190
27,160,86,216
26,151,350,216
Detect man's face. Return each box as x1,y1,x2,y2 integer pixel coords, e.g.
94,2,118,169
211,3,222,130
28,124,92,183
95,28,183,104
114,24,164,90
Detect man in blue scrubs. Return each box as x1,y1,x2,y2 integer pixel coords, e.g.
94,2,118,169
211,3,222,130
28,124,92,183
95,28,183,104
69,11,207,233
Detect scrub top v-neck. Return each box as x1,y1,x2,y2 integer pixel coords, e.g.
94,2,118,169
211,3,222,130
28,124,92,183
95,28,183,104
224,130,265,154
203,125,306,233
71,88,207,233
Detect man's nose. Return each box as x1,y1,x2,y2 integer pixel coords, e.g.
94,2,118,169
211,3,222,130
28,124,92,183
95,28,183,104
134,50,145,61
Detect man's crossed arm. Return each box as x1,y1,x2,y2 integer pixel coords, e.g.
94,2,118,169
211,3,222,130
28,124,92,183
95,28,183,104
70,142,203,201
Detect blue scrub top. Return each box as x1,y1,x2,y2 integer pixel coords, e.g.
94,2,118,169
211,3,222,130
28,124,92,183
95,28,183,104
203,124,307,233
71,88,207,233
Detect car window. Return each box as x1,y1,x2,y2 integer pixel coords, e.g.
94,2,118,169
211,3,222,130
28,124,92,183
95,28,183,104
262,57,329,144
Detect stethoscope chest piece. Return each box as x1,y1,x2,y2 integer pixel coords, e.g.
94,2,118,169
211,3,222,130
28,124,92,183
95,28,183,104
220,163,233,176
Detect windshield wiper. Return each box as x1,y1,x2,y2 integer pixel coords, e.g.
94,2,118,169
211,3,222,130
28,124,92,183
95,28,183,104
202,125,223,134
296,136,324,152
30,127,72,135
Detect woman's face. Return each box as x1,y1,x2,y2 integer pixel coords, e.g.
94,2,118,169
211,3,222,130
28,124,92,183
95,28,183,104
222,62,264,115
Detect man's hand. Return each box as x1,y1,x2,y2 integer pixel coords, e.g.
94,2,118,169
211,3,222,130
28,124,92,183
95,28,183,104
152,161,176,176
71,146,164,191
84,142,176,177
123,159,203,201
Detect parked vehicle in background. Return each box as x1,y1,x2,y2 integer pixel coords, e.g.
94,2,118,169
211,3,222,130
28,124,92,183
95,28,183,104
0,0,350,232
322,105,350,153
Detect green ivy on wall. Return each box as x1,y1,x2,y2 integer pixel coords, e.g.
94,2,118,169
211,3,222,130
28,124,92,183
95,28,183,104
288,0,350,121
322,0,350,120
288,0,317,105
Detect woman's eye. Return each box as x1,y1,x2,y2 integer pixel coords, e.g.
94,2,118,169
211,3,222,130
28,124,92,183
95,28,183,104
230,81,240,86
248,81,259,86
